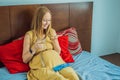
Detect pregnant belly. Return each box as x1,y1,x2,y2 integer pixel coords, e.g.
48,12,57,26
41,50,65,68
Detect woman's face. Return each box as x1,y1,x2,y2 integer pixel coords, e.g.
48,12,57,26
42,12,51,29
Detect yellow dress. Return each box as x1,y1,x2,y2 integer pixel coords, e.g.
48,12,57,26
26,30,80,80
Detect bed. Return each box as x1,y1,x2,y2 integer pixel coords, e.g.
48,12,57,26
0,2,120,80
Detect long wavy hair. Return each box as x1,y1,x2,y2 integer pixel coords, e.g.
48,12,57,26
31,6,52,39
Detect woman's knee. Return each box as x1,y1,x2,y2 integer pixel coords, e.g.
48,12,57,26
67,72,79,80
59,67,79,80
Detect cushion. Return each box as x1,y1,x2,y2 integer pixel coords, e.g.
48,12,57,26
58,36,74,63
0,35,74,74
0,38,30,74
57,27,82,55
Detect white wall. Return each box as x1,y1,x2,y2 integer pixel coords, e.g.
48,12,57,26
91,0,120,56
116,8,120,53
117,30,120,53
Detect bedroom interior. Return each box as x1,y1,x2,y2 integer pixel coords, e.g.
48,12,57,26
0,1,120,80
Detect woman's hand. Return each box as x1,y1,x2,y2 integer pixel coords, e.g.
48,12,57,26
31,40,45,53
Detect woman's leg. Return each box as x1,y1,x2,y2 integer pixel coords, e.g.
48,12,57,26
59,67,80,80
47,70,68,80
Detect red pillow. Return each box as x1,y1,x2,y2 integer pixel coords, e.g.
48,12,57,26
0,38,30,74
57,27,82,55
0,35,74,74
58,36,74,63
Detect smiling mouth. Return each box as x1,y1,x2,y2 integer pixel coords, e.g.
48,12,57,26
44,25,48,29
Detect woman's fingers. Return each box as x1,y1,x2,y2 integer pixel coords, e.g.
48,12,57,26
36,43,43,49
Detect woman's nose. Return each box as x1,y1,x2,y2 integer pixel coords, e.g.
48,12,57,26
46,21,48,24
46,21,49,24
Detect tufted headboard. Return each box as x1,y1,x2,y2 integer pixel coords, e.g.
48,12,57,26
0,2,93,67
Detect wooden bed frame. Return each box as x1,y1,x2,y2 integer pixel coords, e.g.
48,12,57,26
0,2,93,67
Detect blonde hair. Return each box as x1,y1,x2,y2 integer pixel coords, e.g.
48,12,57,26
31,6,52,39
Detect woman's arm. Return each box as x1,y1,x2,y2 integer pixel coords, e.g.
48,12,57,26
50,29,61,54
22,34,35,63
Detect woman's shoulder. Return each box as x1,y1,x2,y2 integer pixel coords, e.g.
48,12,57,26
24,30,35,39
25,30,34,35
50,28,56,34
26,30,33,33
